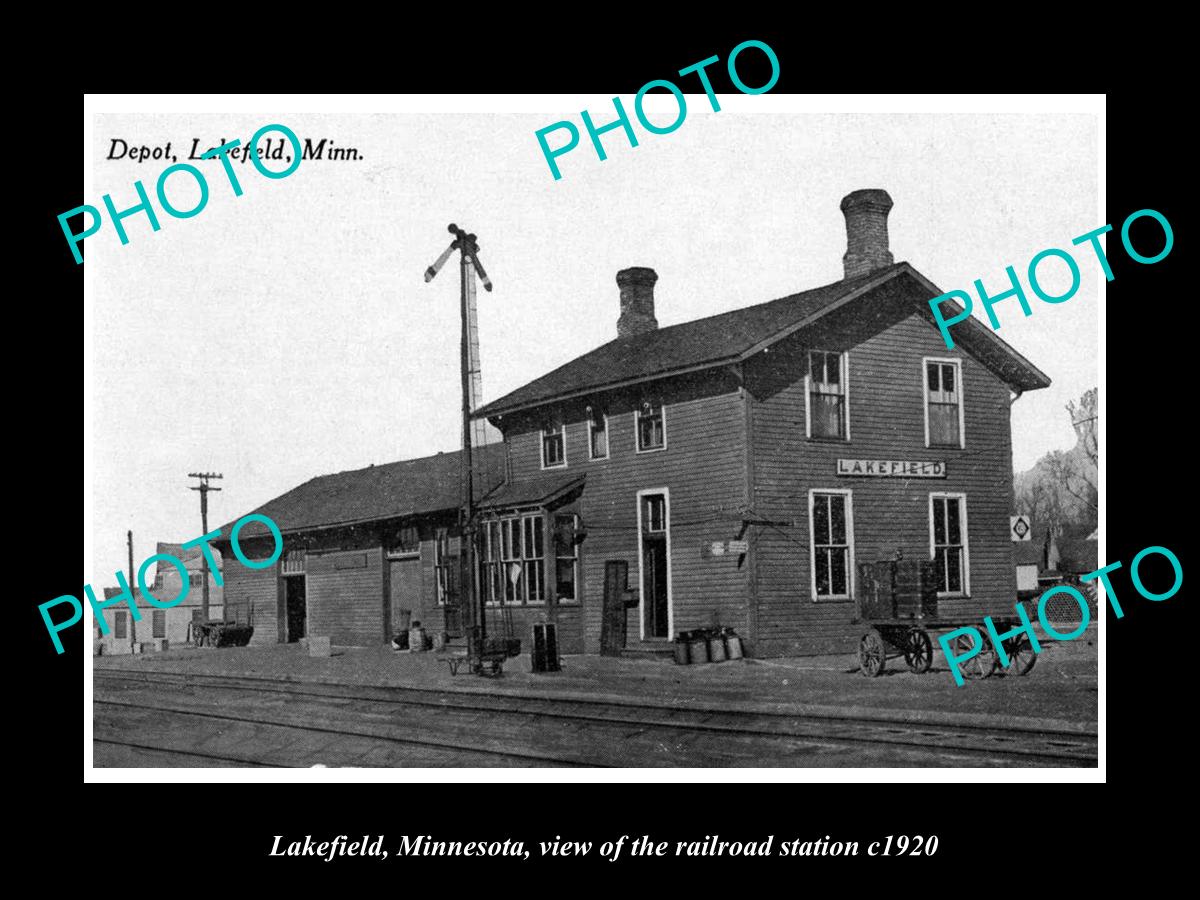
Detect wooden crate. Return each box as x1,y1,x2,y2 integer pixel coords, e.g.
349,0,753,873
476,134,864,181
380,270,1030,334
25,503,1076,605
856,559,938,620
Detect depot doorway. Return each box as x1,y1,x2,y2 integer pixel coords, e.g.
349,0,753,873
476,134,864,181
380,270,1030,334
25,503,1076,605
284,575,306,643
638,490,672,640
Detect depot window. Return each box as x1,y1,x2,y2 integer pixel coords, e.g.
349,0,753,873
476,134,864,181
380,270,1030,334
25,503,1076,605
809,490,854,600
637,401,665,452
930,493,970,596
925,358,964,448
482,515,545,605
807,350,848,440
541,423,566,469
554,514,579,602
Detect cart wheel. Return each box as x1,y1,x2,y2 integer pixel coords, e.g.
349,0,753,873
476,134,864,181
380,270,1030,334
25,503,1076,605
904,628,933,674
1003,637,1038,676
859,630,886,678
956,632,997,680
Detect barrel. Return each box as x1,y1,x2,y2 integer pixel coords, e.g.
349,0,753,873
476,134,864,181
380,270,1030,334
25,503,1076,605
708,636,727,663
431,630,447,652
687,636,709,664
725,633,744,660
673,640,690,665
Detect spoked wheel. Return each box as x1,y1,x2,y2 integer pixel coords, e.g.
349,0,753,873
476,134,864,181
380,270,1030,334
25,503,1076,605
1003,636,1038,676
859,630,887,678
956,632,997,680
904,628,933,674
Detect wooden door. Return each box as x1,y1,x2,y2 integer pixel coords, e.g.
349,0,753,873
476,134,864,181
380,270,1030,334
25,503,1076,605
389,558,422,636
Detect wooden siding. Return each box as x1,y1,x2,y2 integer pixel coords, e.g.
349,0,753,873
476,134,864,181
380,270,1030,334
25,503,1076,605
307,547,386,646
218,545,281,648
746,311,1017,656
500,372,752,654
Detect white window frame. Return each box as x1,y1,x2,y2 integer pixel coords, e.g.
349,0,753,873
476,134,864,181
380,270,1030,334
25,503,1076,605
385,526,421,560
923,357,966,449
807,488,855,601
587,414,610,460
635,403,667,454
540,423,567,470
433,528,452,606
484,513,547,606
804,350,850,441
553,512,580,604
635,488,674,640
929,492,971,598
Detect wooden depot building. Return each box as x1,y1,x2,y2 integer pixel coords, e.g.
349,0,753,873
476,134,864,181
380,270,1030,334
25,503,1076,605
220,189,1050,658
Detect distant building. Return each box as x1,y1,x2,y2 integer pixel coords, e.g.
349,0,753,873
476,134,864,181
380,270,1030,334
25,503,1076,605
94,543,224,655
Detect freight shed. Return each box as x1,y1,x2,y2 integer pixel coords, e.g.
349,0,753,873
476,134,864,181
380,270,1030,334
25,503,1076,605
213,446,505,649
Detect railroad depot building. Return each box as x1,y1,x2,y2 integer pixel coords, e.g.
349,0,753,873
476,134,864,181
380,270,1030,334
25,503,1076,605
221,189,1050,658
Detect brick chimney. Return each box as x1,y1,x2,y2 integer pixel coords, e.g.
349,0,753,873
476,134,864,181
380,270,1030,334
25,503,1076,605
840,189,894,279
616,266,659,337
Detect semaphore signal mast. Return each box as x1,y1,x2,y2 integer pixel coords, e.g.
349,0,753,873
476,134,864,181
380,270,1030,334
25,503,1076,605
424,224,493,641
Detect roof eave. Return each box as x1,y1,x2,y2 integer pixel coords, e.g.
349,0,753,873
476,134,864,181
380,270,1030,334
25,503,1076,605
475,261,1052,417
214,505,461,542
899,265,1052,392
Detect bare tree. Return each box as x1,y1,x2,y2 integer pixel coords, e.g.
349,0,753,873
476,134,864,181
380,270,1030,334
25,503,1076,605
1067,387,1098,470
1045,448,1097,514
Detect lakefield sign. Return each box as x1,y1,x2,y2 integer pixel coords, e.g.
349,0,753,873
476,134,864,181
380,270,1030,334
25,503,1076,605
836,459,946,478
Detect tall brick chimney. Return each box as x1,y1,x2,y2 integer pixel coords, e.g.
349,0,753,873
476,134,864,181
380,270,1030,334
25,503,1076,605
616,266,659,337
840,189,894,279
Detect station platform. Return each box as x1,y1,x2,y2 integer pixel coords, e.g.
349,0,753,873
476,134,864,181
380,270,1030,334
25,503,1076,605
93,625,1098,730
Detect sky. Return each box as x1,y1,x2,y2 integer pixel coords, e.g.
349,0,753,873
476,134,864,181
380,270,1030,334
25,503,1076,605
88,101,1099,584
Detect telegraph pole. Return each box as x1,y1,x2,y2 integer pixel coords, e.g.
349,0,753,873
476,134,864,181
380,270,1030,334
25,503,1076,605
127,530,136,653
188,472,223,621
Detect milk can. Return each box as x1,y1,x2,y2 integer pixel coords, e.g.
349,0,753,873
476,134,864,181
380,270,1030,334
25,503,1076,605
673,633,691,665
724,630,744,660
708,633,728,663
408,621,427,653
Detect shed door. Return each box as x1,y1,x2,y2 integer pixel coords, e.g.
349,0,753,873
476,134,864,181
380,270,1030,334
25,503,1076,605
389,558,422,636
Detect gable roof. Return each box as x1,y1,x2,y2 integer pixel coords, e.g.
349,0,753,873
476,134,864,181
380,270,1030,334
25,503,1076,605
219,443,507,539
1014,542,1044,566
155,542,223,571
474,262,1050,419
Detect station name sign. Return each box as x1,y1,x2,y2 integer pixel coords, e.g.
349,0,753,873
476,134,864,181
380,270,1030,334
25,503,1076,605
836,459,946,478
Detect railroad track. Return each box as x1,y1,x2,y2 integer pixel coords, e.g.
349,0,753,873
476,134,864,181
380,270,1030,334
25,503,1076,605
94,694,593,768
94,669,1097,767
92,737,274,767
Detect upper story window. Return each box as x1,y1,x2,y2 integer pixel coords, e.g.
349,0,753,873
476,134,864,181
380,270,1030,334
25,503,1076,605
541,423,566,469
925,358,964,448
588,411,609,460
637,401,665,452
807,350,848,440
